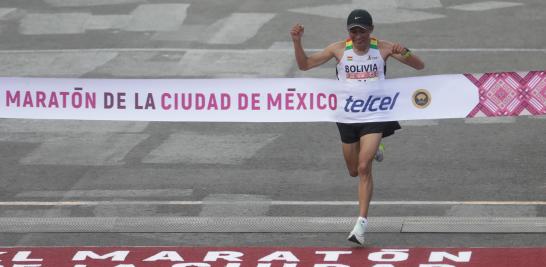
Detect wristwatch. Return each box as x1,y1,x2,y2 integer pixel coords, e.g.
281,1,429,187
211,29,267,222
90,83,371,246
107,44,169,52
401,48,412,59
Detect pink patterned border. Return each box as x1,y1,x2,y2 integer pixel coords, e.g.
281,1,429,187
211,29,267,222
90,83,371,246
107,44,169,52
464,71,546,117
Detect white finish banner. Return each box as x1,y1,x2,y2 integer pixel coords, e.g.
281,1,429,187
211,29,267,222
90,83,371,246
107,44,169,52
1,71,544,122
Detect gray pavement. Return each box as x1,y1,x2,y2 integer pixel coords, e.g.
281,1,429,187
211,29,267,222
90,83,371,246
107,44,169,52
0,0,545,247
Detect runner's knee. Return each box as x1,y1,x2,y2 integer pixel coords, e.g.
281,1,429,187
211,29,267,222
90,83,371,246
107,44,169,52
346,162,358,177
357,160,372,177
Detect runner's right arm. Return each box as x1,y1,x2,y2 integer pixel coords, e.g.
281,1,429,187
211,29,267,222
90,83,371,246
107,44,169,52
291,24,339,71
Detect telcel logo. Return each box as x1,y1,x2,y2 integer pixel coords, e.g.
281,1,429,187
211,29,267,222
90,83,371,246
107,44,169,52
344,92,400,113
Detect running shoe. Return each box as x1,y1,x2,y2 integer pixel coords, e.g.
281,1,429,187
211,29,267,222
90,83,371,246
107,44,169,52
347,217,368,245
374,143,385,162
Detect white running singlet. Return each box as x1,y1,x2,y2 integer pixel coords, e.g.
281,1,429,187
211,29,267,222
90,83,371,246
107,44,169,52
336,37,386,83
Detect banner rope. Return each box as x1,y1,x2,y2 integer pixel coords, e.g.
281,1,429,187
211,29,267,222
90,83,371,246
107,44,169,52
1,71,544,122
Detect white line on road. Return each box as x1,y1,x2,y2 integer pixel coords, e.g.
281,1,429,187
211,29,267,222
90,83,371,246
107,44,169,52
274,201,546,206
15,189,193,198
448,1,523,12
412,48,546,52
0,216,544,233
0,48,544,54
0,200,544,206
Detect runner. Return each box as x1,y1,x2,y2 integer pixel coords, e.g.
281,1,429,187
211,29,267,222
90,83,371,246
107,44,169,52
290,9,425,245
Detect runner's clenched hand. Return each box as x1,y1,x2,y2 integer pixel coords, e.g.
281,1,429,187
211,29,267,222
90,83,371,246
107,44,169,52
290,24,304,42
390,42,406,55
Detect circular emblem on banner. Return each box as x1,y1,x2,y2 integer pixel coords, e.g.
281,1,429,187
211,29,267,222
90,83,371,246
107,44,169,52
412,89,431,109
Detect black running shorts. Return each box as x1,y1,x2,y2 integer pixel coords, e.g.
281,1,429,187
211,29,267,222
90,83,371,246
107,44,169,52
336,121,401,144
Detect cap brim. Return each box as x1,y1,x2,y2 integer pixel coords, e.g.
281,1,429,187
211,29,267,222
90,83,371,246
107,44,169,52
347,24,372,30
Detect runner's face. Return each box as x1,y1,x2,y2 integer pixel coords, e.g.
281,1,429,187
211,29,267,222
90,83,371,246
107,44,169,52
349,27,372,48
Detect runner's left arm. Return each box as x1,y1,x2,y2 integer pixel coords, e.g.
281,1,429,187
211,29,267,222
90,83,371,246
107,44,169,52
381,40,425,70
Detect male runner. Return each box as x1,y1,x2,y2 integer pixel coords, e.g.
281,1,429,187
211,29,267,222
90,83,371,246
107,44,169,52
290,9,425,245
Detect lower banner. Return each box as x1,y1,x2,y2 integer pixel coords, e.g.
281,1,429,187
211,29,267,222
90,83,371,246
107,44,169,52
0,247,544,267
0,71,545,122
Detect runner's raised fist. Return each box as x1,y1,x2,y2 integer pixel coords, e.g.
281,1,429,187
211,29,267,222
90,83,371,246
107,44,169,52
390,43,406,55
290,24,304,41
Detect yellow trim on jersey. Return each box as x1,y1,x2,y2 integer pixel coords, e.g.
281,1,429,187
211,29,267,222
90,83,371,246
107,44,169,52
345,38,378,50
370,38,378,49
345,38,353,50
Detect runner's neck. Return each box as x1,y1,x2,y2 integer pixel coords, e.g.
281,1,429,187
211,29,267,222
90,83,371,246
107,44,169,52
352,43,370,55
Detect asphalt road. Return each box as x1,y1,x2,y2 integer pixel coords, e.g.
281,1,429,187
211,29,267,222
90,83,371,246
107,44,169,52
0,0,544,247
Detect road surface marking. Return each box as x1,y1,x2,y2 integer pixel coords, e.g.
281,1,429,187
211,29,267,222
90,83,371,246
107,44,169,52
1,48,545,54
0,216,543,233
448,1,523,11
207,13,276,44
0,200,544,206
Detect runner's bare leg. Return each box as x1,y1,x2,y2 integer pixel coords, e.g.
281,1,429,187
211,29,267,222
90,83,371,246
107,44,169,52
357,133,382,218
341,142,360,177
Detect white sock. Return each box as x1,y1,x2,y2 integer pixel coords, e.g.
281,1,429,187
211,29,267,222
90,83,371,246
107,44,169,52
358,217,368,225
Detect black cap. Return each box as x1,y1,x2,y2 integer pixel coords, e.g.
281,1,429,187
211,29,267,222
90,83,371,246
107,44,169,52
347,9,373,30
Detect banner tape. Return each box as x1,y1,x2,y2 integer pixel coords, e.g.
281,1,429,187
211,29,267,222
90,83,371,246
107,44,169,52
1,71,544,122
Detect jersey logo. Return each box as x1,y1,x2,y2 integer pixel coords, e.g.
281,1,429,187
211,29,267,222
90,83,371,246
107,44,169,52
344,64,379,80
